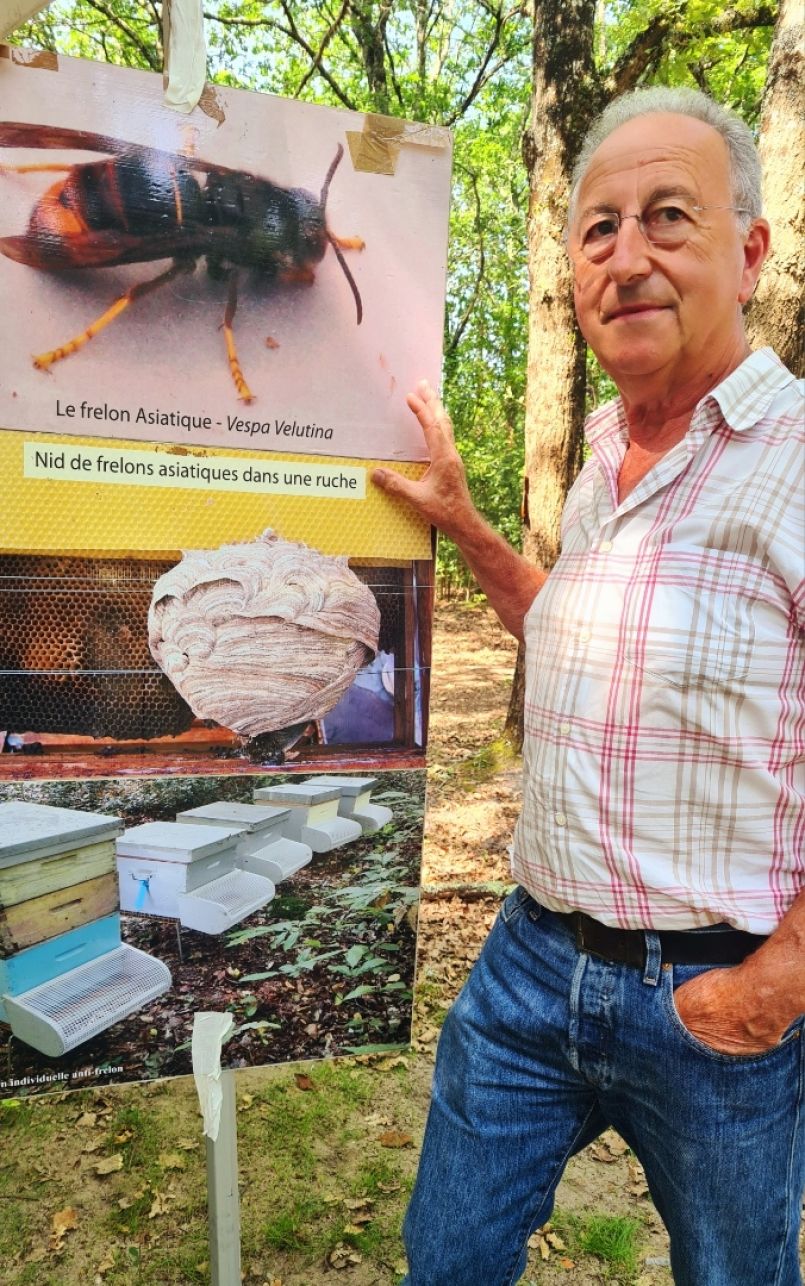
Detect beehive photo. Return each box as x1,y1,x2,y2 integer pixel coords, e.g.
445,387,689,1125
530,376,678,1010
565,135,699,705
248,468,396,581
0,49,451,462
0,769,423,1095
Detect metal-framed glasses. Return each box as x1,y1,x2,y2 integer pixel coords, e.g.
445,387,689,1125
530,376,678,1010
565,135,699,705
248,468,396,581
575,199,751,263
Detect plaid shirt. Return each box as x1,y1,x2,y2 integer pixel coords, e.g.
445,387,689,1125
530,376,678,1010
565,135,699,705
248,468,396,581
511,349,804,933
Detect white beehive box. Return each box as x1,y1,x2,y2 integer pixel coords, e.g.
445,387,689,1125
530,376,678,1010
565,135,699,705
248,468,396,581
303,776,393,834
175,802,312,884
116,821,275,933
252,784,363,853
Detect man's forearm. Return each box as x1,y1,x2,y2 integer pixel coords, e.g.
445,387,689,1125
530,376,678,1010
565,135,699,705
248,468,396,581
737,889,805,1035
445,510,546,642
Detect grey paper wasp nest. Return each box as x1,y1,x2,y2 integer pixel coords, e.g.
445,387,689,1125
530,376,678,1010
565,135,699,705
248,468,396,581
148,531,380,737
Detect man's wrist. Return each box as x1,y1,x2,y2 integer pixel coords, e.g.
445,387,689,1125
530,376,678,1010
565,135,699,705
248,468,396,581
730,951,805,1037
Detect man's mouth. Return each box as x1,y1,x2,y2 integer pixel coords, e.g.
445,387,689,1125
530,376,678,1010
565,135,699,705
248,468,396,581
604,302,668,321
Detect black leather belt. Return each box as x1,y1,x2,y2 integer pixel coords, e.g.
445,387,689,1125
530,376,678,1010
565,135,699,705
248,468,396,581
555,909,767,966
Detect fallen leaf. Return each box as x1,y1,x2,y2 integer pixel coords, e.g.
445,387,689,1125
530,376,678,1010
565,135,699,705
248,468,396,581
114,1129,134,1144
94,1155,124,1176
363,1112,390,1128
238,1093,254,1112
75,1112,97,1128
343,1222,367,1235
601,1130,629,1157
49,1206,79,1252
590,1143,619,1164
328,1242,363,1268
177,1138,199,1152
148,1190,174,1218
96,1247,116,1275
546,1231,566,1250
158,1152,188,1171
294,1073,316,1092
560,1257,576,1269
376,1129,413,1148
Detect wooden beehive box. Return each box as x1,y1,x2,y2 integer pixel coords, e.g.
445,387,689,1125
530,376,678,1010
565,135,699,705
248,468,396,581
116,821,275,934
0,803,172,1057
302,776,393,834
0,802,122,959
252,783,363,853
176,802,312,885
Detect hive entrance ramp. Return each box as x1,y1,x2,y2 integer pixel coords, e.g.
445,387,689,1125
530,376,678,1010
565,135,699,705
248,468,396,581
176,869,275,935
2,944,171,1058
237,838,312,885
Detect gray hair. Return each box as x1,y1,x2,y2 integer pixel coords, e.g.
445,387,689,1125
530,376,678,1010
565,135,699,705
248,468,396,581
569,86,762,231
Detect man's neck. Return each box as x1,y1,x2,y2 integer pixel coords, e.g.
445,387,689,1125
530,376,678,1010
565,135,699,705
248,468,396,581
617,337,750,451
612,339,751,502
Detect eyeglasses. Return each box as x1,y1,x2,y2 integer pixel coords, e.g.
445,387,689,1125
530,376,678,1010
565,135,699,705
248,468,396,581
574,199,751,263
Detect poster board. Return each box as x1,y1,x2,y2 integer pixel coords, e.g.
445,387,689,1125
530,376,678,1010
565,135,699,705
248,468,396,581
0,48,450,1093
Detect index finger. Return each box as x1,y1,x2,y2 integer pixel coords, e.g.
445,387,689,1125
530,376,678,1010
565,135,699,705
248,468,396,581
406,380,455,444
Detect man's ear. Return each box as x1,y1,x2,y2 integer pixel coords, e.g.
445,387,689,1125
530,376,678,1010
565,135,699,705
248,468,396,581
738,218,771,305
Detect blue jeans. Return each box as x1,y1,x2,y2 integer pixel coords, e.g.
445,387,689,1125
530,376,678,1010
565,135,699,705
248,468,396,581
404,888,805,1285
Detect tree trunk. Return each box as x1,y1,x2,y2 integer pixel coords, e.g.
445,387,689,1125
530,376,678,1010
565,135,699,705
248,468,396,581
745,0,805,377
506,0,600,741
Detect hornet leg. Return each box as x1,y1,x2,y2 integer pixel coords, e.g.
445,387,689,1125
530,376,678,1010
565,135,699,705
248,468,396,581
33,259,194,371
222,270,254,404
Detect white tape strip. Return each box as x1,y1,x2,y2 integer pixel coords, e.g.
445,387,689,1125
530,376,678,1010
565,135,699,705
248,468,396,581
192,1011,235,1142
163,0,207,115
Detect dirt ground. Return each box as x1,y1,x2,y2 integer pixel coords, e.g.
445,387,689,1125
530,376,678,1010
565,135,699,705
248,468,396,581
1,599,802,1284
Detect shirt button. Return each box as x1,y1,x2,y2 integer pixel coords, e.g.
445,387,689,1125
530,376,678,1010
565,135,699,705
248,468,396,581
599,540,613,552
579,629,591,643
559,721,571,735
555,812,567,827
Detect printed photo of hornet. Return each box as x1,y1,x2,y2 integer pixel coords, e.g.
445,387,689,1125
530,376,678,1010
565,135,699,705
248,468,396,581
0,122,364,403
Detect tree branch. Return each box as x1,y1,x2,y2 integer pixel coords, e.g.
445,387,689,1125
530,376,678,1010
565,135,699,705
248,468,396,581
446,3,524,124
607,0,777,96
277,0,357,110
85,0,160,69
446,166,486,357
294,0,350,97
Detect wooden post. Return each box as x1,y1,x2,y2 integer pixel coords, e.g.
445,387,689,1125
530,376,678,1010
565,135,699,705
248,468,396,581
206,1068,241,1286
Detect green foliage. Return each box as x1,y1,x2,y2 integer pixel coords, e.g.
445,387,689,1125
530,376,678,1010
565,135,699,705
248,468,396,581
579,1213,642,1275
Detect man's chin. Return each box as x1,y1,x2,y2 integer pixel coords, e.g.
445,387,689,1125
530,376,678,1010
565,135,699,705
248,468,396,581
598,346,673,381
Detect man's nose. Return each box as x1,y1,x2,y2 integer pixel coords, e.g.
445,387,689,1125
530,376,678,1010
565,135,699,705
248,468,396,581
606,214,652,284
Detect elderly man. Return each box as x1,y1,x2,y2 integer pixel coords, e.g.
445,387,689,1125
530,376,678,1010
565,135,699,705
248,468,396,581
374,86,804,1286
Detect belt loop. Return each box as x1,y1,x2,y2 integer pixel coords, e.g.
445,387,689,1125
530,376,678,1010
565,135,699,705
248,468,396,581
643,931,662,986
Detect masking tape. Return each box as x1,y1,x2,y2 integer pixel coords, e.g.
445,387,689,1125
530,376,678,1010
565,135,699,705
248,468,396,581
0,44,58,69
346,112,450,176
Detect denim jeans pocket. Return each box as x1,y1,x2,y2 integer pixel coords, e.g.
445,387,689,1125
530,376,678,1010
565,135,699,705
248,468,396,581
664,963,804,1064
499,885,537,925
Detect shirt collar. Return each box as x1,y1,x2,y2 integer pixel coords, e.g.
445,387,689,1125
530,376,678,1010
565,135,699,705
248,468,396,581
584,348,795,449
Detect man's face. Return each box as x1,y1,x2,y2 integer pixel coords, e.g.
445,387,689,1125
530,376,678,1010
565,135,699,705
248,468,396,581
568,113,767,390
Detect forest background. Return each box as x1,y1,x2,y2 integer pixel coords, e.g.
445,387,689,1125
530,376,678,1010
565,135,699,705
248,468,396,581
0,2,802,1282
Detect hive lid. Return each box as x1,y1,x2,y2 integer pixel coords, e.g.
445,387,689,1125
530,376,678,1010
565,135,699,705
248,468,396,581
0,801,123,869
303,776,378,796
116,821,242,864
176,801,291,834
254,784,341,806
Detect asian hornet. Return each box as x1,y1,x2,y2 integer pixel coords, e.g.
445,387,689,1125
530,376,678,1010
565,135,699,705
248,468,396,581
0,123,364,402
